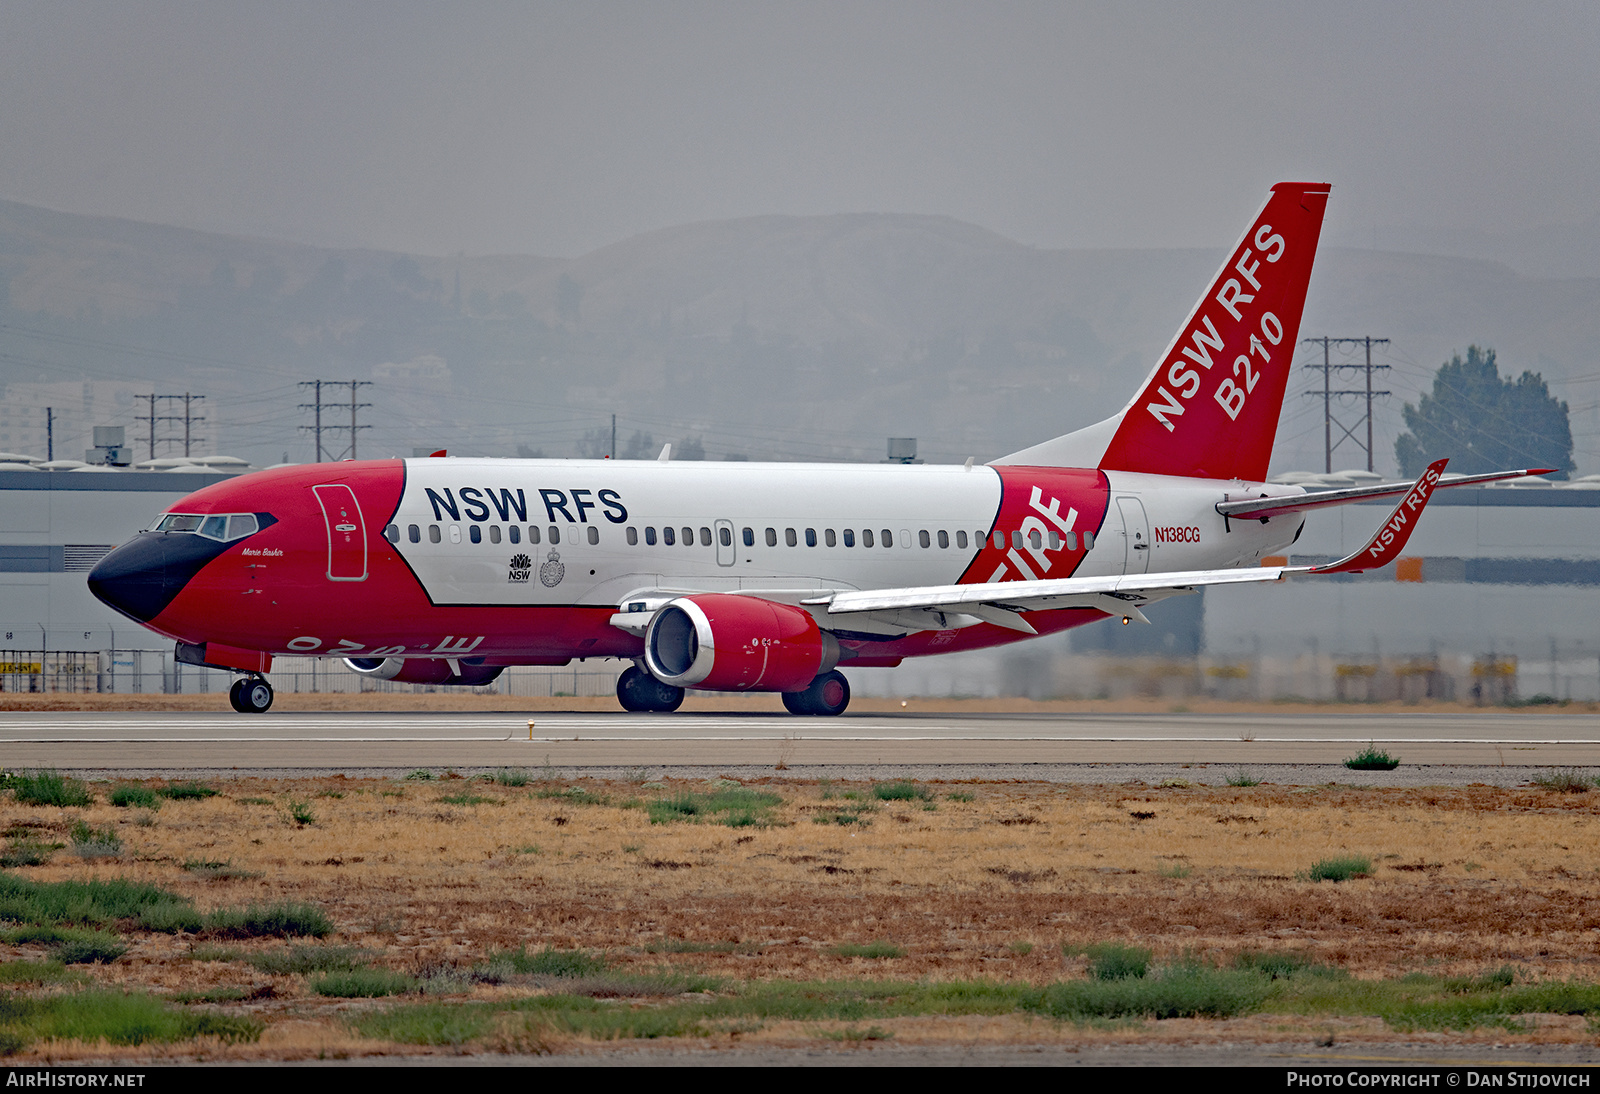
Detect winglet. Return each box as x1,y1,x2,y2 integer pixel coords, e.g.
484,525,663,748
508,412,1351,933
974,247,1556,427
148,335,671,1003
1308,458,1448,574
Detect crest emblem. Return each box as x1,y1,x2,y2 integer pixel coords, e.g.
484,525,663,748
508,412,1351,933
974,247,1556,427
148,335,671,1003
538,549,565,587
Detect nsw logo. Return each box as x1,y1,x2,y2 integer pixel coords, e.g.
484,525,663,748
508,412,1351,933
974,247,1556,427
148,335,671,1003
508,553,532,584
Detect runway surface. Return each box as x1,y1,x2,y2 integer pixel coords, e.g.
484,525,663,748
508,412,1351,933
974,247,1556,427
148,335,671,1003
3,709,1599,783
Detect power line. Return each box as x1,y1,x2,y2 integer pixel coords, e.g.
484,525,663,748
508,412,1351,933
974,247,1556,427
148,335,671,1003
1302,337,1390,473
298,380,372,462
134,393,206,459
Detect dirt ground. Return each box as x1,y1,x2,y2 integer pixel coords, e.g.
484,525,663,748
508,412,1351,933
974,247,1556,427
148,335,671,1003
3,771,1600,1060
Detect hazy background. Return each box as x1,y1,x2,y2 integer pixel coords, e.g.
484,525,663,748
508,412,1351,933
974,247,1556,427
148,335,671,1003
1,1,1597,472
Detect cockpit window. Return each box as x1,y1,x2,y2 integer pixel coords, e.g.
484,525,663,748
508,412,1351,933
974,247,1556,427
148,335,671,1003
155,512,267,542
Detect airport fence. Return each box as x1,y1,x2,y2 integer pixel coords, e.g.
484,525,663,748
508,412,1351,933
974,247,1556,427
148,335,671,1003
0,649,626,698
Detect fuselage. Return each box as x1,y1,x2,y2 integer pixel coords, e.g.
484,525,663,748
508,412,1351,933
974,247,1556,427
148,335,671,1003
88,456,1304,668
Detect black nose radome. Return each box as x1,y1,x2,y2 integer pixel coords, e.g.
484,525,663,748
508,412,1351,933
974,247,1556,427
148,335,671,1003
88,531,234,623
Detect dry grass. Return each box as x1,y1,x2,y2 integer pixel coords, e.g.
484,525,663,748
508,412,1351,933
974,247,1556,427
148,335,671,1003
2,775,1600,1058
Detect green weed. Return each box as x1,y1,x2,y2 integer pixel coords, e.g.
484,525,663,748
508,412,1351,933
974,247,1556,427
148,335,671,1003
1232,951,1345,980
1307,856,1372,882
156,781,217,801
648,787,782,827
246,944,371,976
0,874,192,929
0,989,261,1051
198,902,333,939
871,781,932,802
1530,768,1597,793
829,941,905,959
1225,770,1261,787
1031,965,1270,1020
312,968,416,997
436,792,497,806
1344,744,1400,770
110,786,160,810
9,771,93,808
491,945,608,978
1068,942,1153,981
68,821,122,860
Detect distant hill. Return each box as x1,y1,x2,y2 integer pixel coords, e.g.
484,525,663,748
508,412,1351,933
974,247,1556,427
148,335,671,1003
1,197,1595,473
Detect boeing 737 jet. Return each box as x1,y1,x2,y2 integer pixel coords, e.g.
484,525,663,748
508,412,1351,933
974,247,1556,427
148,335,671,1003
87,183,1546,713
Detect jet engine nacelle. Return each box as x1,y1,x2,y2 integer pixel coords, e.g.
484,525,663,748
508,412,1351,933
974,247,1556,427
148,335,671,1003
343,657,504,687
643,593,839,692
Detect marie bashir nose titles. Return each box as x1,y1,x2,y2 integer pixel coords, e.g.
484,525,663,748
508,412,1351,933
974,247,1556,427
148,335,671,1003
89,512,277,624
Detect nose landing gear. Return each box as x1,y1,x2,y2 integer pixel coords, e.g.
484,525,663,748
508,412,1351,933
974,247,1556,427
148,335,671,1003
228,676,274,714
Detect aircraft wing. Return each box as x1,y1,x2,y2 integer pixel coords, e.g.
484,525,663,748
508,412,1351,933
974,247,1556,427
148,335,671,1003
802,459,1456,633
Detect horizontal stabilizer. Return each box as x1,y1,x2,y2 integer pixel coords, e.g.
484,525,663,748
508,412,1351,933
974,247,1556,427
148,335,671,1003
1217,466,1557,519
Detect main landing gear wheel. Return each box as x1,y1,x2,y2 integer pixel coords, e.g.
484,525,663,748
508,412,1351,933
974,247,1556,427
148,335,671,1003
616,665,685,713
782,670,850,716
228,677,274,714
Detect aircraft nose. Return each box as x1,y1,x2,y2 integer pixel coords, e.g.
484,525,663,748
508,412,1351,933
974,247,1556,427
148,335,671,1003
88,532,231,623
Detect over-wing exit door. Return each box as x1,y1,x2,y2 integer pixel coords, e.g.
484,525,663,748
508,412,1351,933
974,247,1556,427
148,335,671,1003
312,484,368,581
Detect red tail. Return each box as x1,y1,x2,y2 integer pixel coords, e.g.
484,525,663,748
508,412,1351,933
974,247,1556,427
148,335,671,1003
997,183,1329,481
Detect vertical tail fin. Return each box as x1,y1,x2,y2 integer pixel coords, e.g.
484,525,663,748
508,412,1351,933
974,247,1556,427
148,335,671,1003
996,182,1330,481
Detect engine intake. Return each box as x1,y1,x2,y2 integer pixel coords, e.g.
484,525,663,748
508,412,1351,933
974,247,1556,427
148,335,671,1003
643,594,838,692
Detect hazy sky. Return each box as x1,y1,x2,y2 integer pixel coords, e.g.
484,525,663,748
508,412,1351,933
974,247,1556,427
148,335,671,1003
0,1,1596,263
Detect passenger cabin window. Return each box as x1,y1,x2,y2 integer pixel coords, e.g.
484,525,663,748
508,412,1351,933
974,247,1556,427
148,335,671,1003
384,524,399,544
956,530,968,549
428,525,441,544
937,530,949,548
881,529,893,548
627,527,639,546
489,526,501,544
469,525,481,544
699,527,711,546
765,528,777,547
548,527,560,545
742,527,754,547
1048,531,1060,549
785,528,797,547
843,529,856,547
646,526,657,545
408,524,421,544
588,527,600,545
825,529,836,547
719,527,732,547
528,526,541,545
1083,531,1095,550
805,528,816,547
664,526,676,546
509,526,521,545
862,529,874,548
681,527,693,546
918,530,930,548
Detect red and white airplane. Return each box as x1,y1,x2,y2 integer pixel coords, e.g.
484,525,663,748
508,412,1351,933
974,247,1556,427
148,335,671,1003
88,183,1546,714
